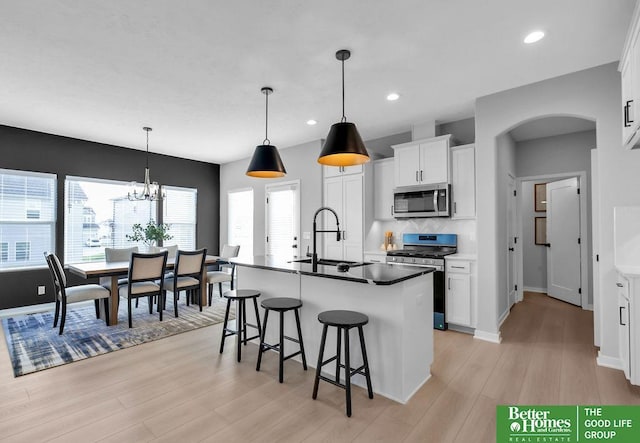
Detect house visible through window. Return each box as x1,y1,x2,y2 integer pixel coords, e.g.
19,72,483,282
65,177,158,263
15,242,30,261
0,168,56,270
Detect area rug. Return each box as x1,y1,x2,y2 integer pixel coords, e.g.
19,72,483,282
1,297,232,377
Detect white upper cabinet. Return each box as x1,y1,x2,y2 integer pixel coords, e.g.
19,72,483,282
620,2,640,149
392,135,451,187
373,158,394,220
450,144,476,219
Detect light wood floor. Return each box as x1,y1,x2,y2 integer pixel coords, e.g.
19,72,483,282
1,291,638,442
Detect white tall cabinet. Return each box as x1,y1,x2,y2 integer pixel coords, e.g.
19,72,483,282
450,144,476,219
373,158,394,220
322,165,369,262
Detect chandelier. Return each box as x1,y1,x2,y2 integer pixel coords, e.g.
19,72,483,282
128,126,164,201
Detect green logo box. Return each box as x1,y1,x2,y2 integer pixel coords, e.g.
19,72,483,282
497,405,640,442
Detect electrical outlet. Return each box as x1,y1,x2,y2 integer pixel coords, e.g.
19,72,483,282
37,285,46,296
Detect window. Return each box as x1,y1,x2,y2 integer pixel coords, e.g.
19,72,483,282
228,188,253,260
65,177,157,263
0,169,56,270
15,242,30,261
162,186,197,249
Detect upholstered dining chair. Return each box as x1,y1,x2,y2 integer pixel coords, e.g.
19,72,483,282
161,248,207,316
207,245,240,305
44,252,111,335
119,251,168,328
102,246,138,291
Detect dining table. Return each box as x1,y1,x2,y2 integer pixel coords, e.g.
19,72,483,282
67,255,220,325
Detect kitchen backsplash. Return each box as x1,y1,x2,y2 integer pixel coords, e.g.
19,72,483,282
366,219,477,254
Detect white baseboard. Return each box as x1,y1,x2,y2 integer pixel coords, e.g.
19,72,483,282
583,304,594,311
498,308,510,328
474,329,502,344
523,286,547,294
596,351,623,371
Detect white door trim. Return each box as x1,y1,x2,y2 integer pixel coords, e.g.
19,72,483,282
515,171,589,309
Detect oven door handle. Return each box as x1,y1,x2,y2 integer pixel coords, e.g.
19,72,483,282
386,261,444,271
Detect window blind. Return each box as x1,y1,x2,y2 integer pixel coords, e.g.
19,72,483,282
162,186,197,250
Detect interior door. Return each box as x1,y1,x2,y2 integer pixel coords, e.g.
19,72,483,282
265,181,300,260
507,175,517,306
546,177,581,306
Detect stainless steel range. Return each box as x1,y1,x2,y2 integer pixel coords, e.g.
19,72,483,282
386,233,457,330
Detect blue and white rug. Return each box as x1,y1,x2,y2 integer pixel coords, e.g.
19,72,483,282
1,297,231,377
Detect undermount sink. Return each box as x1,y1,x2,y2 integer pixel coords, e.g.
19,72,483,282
289,258,371,267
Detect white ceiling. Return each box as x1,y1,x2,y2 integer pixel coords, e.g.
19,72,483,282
0,0,634,164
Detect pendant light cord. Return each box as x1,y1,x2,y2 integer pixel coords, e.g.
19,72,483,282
264,90,270,145
145,129,149,169
341,57,346,123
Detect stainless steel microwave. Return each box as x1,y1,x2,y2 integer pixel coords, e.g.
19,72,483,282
393,183,450,218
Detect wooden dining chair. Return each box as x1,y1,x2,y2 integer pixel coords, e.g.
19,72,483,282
44,252,111,335
162,248,207,316
119,251,168,328
207,245,240,305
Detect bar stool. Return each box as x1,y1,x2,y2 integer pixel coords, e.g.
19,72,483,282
220,289,262,362
256,297,308,383
312,310,373,417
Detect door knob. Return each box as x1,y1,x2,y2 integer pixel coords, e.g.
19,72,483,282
508,248,514,251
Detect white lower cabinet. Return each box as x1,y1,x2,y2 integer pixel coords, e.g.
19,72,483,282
445,257,475,328
618,277,631,380
616,270,640,385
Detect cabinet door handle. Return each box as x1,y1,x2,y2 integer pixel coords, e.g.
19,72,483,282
454,202,457,214
617,282,624,287
420,170,423,181
448,277,451,290
342,230,346,240
415,171,419,182
628,100,634,124
620,306,626,326
451,265,465,269
391,205,394,216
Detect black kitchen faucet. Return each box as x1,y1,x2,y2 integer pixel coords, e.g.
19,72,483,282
312,206,341,272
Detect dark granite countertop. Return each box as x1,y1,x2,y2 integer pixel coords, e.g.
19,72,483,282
231,255,434,285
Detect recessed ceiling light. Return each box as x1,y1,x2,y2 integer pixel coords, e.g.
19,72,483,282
524,30,545,44
387,93,400,101
306,119,317,125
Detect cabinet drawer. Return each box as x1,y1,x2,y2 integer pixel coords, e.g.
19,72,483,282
446,261,470,274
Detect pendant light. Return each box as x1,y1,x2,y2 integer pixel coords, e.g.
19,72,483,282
318,49,370,167
246,87,287,178
128,127,164,201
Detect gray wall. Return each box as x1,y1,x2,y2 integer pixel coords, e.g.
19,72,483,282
516,130,595,295
437,117,476,145
364,132,411,159
521,180,548,291
0,125,220,309
219,140,324,257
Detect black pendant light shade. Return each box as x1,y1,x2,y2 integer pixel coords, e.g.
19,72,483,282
318,49,370,167
246,87,287,178
246,144,286,178
318,122,369,166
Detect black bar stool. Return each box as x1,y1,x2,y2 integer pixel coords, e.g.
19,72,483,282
256,297,308,383
220,289,262,362
312,310,373,417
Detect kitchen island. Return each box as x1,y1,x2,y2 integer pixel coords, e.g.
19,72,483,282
232,255,434,403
